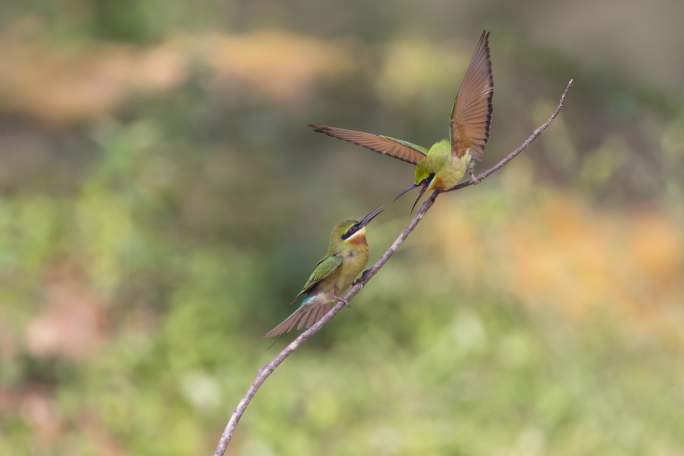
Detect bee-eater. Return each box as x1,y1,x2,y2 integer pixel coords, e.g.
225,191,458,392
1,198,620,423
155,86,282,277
265,206,383,337
310,30,494,211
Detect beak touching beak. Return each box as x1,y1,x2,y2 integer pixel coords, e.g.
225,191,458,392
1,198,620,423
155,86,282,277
358,206,384,228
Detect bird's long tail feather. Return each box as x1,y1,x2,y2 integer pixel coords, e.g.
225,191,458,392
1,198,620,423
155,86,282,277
265,302,333,338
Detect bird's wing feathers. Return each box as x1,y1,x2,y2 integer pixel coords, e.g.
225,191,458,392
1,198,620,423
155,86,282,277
265,255,342,338
297,254,343,297
381,136,428,155
310,125,426,165
450,30,494,160
265,301,334,337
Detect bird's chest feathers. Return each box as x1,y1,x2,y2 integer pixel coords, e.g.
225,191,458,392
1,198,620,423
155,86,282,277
432,154,467,190
332,247,368,288
342,248,367,268
347,232,367,246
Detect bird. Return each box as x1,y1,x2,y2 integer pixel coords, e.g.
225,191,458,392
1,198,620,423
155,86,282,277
265,206,384,337
310,30,494,212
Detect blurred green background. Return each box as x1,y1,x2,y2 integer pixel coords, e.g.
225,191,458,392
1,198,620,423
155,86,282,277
0,1,683,454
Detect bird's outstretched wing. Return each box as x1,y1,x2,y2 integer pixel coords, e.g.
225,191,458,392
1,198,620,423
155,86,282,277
450,30,494,160
265,254,343,337
310,125,426,165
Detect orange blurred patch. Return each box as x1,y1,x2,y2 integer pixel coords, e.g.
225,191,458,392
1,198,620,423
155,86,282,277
0,29,352,125
630,212,683,289
426,192,684,339
193,30,353,102
0,40,185,126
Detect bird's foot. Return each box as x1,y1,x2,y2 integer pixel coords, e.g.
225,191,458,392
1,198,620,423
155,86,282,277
469,169,481,184
334,295,349,307
354,269,372,285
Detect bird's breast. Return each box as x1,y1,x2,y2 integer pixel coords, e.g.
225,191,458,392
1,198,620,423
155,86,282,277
431,155,467,190
348,232,367,246
335,248,369,291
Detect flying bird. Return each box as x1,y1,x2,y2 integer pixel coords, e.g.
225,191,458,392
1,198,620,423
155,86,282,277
266,206,383,337
310,30,494,212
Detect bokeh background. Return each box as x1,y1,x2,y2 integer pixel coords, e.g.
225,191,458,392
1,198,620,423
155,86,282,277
1,1,683,454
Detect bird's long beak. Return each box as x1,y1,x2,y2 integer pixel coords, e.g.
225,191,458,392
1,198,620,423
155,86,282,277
409,180,430,214
358,206,384,228
393,181,420,202
394,175,433,214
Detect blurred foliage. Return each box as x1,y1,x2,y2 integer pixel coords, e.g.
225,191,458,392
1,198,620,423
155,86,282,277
0,1,683,455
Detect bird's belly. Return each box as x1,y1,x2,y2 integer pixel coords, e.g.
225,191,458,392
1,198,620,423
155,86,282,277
431,157,467,190
300,291,330,307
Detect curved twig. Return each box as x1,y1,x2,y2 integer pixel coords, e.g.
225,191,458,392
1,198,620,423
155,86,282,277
448,79,573,192
213,78,573,456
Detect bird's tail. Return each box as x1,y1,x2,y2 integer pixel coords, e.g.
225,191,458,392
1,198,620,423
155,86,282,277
265,301,334,338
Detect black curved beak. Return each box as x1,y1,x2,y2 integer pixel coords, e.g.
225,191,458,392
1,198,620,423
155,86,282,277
358,206,384,228
393,181,420,202
409,180,430,214
394,176,433,214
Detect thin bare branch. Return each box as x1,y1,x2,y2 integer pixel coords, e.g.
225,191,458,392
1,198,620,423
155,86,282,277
448,78,574,192
213,78,573,456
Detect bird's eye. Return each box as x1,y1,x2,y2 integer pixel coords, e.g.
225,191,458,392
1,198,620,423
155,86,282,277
342,224,360,240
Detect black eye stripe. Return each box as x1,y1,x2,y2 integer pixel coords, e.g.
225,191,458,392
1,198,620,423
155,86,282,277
342,223,361,240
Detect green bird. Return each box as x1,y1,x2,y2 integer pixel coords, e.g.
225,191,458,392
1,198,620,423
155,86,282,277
310,30,494,211
266,206,383,337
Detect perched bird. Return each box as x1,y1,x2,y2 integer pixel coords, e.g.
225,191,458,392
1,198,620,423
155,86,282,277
310,30,494,212
265,207,383,337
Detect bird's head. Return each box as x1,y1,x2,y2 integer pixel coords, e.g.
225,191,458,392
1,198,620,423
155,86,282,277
329,206,384,249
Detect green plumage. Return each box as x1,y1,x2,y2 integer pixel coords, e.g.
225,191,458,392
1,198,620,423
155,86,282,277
295,254,344,300
310,30,494,200
266,209,382,337
413,139,470,190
